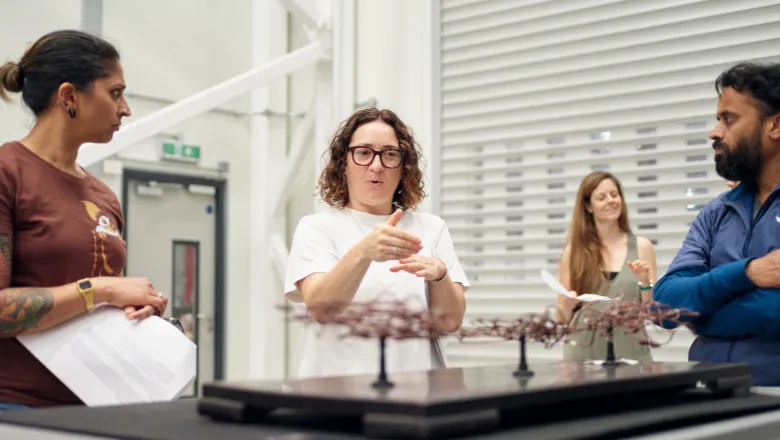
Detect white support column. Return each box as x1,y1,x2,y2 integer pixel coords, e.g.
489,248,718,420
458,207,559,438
312,62,334,214
331,0,355,122
270,98,317,217
248,0,289,381
81,0,104,178
311,0,336,214
81,0,103,35
276,0,319,35
309,0,353,213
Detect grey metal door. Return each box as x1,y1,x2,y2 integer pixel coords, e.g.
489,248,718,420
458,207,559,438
125,178,217,396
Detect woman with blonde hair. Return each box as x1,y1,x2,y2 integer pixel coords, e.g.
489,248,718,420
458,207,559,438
557,171,658,361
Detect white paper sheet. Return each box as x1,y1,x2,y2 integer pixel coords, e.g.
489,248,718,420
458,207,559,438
586,358,639,366
17,305,197,407
540,269,613,303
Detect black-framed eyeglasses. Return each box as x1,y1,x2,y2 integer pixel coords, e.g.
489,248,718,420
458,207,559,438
348,146,404,169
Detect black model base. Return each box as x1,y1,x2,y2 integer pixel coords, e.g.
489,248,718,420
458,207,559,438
198,361,753,439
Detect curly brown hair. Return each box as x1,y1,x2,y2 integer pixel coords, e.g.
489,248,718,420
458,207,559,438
318,108,426,210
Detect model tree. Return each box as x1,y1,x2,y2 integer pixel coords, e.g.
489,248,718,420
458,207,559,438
285,297,447,389
284,296,700,387
457,307,571,377
569,298,699,365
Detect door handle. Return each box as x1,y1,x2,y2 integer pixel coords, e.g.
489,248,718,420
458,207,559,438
196,313,214,332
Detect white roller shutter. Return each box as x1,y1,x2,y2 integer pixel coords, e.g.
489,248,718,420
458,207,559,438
432,0,780,367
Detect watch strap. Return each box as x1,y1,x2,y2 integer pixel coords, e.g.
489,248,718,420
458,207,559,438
77,278,96,312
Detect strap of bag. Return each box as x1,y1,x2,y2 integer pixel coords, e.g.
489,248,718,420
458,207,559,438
426,283,448,369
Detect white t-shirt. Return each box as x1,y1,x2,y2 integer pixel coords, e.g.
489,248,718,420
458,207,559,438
284,207,470,379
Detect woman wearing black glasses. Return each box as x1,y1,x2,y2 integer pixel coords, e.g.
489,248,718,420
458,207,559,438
283,108,469,379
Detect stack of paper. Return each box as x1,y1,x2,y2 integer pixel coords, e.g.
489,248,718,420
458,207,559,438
540,269,613,302
17,306,197,407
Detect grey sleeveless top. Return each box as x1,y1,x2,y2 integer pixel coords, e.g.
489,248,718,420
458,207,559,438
563,233,653,362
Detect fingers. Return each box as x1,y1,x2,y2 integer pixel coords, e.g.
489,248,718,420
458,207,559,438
391,257,443,280
386,208,403,227
414,269,432,278
379,247,414,261
154,296,169,316
145,290,167,315
380,226,422,247
390,262,426,273
127,305,156,320
382,237,422,257
627,260,650,270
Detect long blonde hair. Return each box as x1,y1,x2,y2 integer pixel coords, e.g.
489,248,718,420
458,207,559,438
566,172,631,295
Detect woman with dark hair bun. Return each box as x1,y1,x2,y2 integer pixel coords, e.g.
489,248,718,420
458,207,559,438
0,30,168,409
284,108,469,379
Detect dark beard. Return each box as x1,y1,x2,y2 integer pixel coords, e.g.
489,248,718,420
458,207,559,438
713,127,763,185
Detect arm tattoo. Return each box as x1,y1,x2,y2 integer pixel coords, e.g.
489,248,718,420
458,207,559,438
0,234,55,337
0,235,10,288
0,288,55,337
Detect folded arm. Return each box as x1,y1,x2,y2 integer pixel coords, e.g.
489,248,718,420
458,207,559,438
691,254,780,338
693,287,780,338
653,258,756,323
652,200,760,328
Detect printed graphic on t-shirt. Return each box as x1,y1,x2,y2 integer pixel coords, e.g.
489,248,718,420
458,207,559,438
82,201,121,276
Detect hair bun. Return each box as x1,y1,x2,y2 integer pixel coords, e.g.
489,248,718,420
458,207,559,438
0,61,23,98
15,63,25,88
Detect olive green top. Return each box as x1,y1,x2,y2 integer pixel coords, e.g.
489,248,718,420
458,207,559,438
563,233,653,362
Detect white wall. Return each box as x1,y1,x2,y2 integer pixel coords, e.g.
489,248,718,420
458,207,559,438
284,12,317,377
355,0,433,213
0,0,82,138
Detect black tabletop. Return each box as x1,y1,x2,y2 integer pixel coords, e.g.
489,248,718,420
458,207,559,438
2,390,780,440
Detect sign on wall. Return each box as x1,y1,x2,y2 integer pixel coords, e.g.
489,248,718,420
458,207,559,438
161,142,201,164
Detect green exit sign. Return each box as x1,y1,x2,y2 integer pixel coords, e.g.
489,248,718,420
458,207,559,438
161,142,201,163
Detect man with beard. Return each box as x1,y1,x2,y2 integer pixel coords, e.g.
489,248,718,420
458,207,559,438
654,62,780,385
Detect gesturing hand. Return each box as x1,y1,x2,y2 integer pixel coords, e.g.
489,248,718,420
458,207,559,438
360,209,423,262
627,259,652,286
390,255,447,282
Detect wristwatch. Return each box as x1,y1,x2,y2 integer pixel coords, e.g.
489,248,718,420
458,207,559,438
77,278,96,312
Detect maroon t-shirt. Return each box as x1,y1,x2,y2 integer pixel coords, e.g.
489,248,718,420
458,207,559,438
0,141,126,407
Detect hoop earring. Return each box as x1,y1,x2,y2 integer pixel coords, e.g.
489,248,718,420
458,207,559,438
67,108,76,119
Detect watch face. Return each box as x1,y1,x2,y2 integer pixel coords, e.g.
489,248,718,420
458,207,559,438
79,280,92,290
